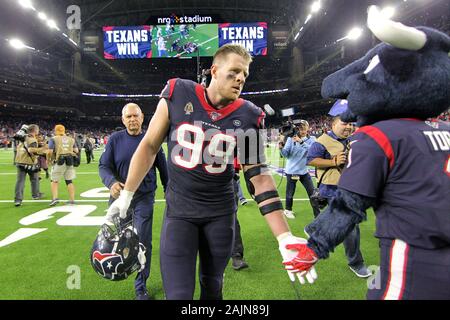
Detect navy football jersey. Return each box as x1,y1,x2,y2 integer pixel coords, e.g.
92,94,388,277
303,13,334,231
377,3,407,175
160,78,266,218
339,119,450,249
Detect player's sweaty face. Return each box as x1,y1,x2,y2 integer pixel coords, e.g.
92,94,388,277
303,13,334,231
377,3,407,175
216,53,249,101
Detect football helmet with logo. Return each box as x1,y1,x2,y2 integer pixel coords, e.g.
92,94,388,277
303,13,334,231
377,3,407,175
90,216,146,281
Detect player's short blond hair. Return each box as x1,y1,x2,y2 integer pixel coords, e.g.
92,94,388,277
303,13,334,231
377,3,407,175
213,44,253,65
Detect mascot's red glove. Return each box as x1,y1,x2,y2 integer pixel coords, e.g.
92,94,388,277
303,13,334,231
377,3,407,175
277,232,319,284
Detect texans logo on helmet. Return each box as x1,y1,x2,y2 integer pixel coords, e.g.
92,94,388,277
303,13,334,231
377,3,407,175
92,251,124,280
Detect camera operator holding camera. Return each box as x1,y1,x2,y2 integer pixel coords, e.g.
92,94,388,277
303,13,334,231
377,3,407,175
306,105,370,278
48,124,78,206
278,120,319,219
14,124,46,207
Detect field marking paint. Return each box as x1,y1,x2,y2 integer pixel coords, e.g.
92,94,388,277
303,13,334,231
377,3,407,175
19,205,102,226
0,228,47,248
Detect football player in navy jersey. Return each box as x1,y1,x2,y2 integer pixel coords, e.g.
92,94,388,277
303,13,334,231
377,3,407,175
106,44,318,300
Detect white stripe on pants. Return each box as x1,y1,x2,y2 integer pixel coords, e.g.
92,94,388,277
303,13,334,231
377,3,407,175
382,239,409,300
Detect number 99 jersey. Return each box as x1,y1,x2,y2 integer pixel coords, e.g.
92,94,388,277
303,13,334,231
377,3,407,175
160,78,266,219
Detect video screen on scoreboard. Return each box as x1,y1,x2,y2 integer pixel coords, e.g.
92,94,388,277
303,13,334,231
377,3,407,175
151,23,219,58
103,26,153,59
102,22,268,59
219,22,268,56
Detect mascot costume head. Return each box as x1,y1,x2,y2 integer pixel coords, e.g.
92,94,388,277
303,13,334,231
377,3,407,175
322,6,450,127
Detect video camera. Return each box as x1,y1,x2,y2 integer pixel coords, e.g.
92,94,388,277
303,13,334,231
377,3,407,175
13,125,29,142
280,122,300,139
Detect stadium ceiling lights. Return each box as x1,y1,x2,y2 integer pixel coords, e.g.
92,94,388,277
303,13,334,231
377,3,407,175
311,1,321,13
294,1,322,42
347,28,363,40
9,39,35,51
46,19,60,31
37,12,47,20
18,0,35,10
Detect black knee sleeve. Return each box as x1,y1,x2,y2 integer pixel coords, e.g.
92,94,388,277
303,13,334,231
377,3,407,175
243,164,270,198
65,180,72,185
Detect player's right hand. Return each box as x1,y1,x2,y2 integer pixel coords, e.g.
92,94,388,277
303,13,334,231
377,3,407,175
278,232,319,285
105,189,134,223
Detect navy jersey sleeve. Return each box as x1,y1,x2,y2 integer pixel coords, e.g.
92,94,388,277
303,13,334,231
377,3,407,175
98,135,119,189
48,138,55,150
338,133,390,198
159,78,178,101
238,109,267,165
155,147,169,191
306,141,329,164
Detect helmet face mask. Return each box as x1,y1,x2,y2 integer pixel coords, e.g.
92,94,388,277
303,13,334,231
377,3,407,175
90,217,145,281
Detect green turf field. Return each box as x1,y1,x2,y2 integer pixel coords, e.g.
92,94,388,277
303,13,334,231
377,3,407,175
0,144,379,300
152,24,219,58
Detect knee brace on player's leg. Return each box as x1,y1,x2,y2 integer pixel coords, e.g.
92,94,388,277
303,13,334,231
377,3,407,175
243,164,270,198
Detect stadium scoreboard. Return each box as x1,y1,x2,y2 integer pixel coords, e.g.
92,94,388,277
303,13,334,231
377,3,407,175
103,22,268,59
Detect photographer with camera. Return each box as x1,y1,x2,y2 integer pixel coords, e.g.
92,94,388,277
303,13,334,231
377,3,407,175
278,120,319,219
306,104,370,278
14,124,46,207
48,124,79,206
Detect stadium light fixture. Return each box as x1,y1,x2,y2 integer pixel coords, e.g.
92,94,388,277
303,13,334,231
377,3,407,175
37,12,47,20
294,32,300,41
18,0,35,10
311,1,321,13
347,28,363,40
381,6,396,19
305,14,312,24
9,39,25,49
9,38,35,51
47,19,59,31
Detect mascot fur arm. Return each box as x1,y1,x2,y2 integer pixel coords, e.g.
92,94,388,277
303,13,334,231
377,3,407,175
306,188,376,259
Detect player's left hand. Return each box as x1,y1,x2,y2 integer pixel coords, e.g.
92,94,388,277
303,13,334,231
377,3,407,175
105,189,134,223
278,232,319,284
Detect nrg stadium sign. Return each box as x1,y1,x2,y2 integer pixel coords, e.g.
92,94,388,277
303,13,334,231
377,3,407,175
153,13,219,24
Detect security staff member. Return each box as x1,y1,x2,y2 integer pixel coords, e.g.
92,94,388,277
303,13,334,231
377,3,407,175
48,124,78,206
99,103,168,300
14,124,46,207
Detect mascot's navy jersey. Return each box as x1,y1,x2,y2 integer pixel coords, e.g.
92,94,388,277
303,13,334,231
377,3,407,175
160,78,265,218
339,119,450,249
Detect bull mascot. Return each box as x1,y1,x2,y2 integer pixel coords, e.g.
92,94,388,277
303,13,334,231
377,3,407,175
285,6,450,299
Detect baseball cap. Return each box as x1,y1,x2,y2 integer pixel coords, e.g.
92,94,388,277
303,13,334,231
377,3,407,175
54,124,65,135
328,99,349,116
